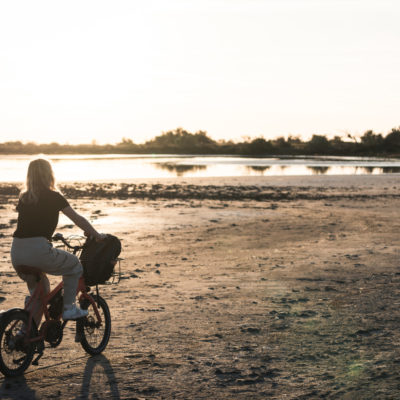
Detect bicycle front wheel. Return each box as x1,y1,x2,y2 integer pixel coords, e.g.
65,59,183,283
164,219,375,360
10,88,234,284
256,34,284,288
0,311,36,377
77,295,111,355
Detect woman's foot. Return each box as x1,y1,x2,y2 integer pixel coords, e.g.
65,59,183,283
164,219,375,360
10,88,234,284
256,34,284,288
62,304,88,320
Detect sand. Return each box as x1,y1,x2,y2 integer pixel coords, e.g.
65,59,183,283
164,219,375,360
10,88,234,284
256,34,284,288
0,174,400,399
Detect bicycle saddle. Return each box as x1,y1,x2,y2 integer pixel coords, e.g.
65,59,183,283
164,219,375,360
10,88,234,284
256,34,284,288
15,265,43,279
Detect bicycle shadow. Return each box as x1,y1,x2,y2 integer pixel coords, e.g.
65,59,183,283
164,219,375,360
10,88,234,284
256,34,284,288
0,355,121,400
0,376,37,399
78,354,121,400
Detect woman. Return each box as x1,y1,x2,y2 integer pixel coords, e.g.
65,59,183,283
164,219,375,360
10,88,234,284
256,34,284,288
11,158,105,321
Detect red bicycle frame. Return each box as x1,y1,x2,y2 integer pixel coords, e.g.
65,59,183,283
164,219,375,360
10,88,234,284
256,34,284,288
23,275,101,346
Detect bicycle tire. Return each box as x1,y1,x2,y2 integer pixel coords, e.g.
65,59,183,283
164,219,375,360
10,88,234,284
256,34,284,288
0,311,36,377
76,295,111,355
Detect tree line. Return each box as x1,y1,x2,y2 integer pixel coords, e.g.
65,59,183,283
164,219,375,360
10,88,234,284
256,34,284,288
1,127,400,156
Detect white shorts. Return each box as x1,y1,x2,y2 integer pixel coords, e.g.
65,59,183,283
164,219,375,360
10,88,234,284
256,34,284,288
11,236,83,280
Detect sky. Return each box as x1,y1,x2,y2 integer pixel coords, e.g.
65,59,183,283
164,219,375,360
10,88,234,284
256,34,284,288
0,0,399,144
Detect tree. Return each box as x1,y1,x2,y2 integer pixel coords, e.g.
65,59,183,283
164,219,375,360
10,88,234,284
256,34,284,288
247,138,273,155
306,135,331,154
360,130,384,152
384,127,400,152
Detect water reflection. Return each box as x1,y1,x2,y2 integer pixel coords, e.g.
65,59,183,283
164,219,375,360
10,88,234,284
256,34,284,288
246,165,271,175
305,165,400,175
361,166,375,174
154,163,207,177
355,166,400,174
382,166,400,173
3,154,400,182
307,166,331,175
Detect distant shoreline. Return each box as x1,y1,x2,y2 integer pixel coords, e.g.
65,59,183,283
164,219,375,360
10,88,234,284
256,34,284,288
1,154,400,160
1,127,400,157
1,152,400,159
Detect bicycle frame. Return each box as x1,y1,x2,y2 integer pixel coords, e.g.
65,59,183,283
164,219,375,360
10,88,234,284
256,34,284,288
0,234,115,376
23,275,102,346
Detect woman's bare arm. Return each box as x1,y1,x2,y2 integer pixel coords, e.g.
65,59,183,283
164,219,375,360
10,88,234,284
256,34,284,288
62,206,103,240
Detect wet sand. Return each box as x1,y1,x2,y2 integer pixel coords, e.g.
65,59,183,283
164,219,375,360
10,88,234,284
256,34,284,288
0,174,400,399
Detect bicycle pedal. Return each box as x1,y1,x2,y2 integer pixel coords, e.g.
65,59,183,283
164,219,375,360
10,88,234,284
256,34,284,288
32,352,43,366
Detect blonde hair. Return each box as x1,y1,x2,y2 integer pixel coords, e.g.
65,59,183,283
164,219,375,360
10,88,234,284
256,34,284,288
20,158,57,204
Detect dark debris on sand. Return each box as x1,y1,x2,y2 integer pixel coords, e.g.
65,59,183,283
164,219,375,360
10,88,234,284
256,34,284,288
1,183,400,202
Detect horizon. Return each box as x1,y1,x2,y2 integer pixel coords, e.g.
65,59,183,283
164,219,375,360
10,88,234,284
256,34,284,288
0,125,398,147
1,0,399,145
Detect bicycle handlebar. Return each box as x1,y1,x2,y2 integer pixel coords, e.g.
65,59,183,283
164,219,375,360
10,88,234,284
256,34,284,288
51,233,85,251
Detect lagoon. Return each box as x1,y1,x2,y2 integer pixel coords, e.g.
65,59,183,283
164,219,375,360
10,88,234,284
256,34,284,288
1,154,400,182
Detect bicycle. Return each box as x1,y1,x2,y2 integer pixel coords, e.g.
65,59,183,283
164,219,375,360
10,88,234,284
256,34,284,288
0,233,120,377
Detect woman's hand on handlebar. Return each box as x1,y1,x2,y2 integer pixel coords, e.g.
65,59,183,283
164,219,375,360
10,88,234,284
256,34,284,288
84,231,107,241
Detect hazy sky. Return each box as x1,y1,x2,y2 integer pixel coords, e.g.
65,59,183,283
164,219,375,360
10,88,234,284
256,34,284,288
0,0,399,144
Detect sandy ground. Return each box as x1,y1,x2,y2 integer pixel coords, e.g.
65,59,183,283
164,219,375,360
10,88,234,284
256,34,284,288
0,174,400,399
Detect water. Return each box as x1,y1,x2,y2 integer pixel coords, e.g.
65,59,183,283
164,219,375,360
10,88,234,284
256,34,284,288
1,154,400,182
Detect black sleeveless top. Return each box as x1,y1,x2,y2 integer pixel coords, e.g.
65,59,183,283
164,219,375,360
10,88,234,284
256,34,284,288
13,189,69,240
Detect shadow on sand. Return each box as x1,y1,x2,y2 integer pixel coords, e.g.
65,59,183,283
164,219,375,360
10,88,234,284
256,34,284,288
0,354,120,400
78,354,121,399
0,375,37,399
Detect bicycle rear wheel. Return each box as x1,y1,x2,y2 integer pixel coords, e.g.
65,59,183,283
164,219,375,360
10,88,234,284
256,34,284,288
0,311,36,377
77,295,111,355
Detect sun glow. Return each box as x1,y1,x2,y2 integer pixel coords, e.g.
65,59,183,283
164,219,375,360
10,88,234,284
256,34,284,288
0,0,399,145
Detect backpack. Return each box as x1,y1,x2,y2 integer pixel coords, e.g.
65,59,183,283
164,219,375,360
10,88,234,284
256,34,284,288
79,234,122,286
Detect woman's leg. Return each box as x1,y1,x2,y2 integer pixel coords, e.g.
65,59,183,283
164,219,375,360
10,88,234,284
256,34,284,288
11,238,51,326
22,273,50,326
61,265,82,306
39,246,87,319
22,272,51,296
11,237,86,318
35,246,83,307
